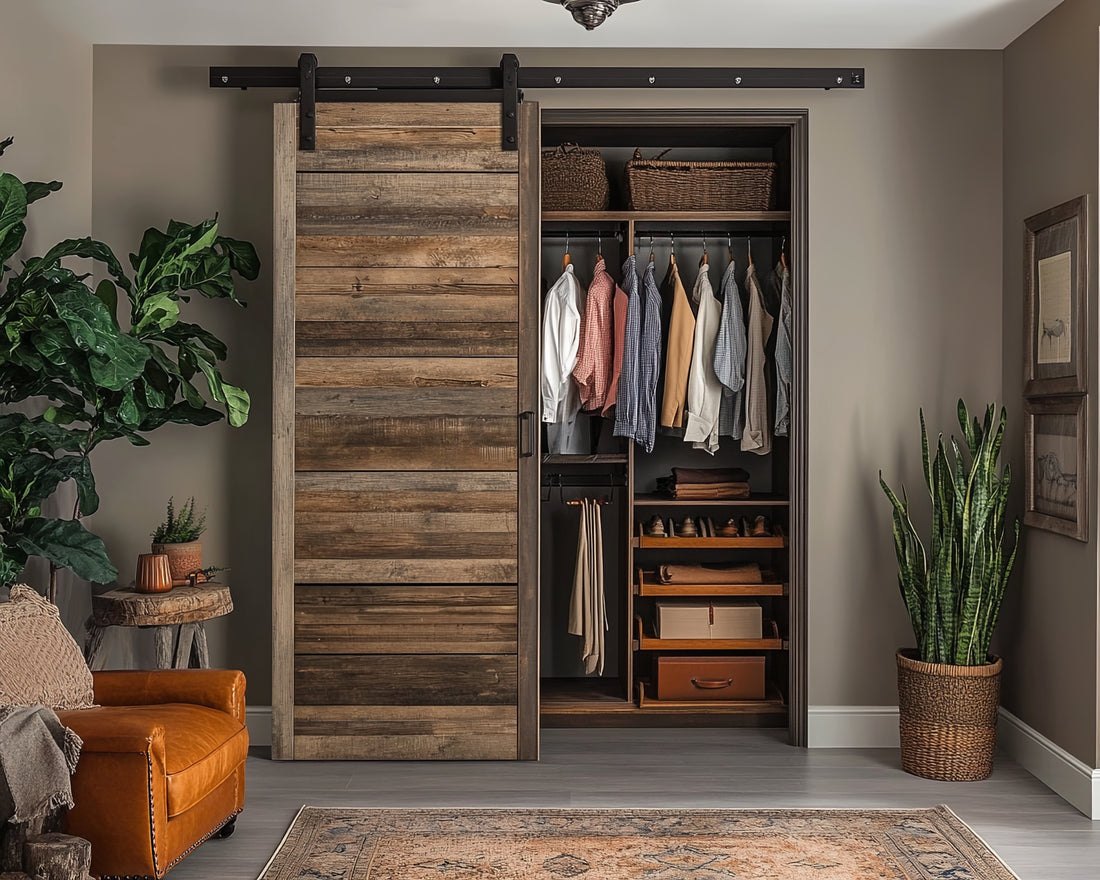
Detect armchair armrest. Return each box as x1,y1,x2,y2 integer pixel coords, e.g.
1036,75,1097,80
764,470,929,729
92,670,246,724
59,706,169,758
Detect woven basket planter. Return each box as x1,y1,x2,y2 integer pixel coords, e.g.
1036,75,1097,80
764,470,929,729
626,149,776,212
152,540,203,586
896,649,1002,781
541,144,609,211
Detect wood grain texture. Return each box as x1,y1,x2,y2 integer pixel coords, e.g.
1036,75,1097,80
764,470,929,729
90,584,232,626
271,102,297,760
294,654,517,705
294,414,518,471
316,103,503,128
294,558,517,584
295,386,517,417
297,147,518,173
295,471,517,513
295,293,517,323
293,706,516,756
295,357,517,387
295,585,517,654
516,100,541,762
295,322,518,358
297,234,517,268
294,511,516,559
297,171,517,209
295,266,518,292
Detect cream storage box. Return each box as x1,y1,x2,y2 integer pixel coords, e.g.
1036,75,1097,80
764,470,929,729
656,602,762,639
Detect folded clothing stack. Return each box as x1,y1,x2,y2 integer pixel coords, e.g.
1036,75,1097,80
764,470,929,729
656,562,763,584
655,467,751,499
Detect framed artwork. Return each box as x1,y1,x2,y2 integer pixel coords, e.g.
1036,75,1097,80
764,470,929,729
1024,395,1088,541
1024,195,1088,396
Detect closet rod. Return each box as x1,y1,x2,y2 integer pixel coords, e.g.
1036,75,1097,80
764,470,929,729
541,474,628,488
634,232,786,241
541,232,624,241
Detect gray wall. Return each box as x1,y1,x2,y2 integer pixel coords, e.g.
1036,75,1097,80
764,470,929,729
0,5,94,633
90,45,1005,713
1002,0,1099,767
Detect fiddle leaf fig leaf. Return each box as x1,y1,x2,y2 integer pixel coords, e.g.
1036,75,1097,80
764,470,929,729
23,179,62,206
15,517,117,584
0,172,28,265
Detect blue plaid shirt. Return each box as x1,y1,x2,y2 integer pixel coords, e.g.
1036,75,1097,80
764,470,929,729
636,260,663,453
612,255,641,442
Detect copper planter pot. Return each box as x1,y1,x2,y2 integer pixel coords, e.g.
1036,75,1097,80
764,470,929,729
135,553,173,593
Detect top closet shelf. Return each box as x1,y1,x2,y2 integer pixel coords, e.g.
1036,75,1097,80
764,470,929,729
542,210,792,223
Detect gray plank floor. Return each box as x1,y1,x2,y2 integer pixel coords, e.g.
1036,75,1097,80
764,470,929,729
174,729,1100,879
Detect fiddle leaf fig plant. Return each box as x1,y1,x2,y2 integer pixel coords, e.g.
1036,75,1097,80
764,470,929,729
0,138,259,600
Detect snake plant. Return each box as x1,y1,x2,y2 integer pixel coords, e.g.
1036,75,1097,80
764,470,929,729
880,400,1020,666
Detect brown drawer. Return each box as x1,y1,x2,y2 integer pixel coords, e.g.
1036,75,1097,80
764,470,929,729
656,655,765,701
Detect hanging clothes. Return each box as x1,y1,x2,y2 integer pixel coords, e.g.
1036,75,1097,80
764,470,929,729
541,264,587,454
659,258,695,429
773,260,793,437
741,261,773,455
568,498,607,675
602,274,630,416
635,259,663,453
683,263,724,454
572,256,615,412
714,260,747,440
612,255,642,438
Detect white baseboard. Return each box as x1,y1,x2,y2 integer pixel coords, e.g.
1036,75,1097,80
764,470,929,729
998,707,1099,819
247,705,272,748
807,705,900,748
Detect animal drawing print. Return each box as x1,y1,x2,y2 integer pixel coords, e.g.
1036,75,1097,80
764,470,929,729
1035,451,1076,512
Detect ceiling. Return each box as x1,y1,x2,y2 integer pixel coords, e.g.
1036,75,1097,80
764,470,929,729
35,0,1062,50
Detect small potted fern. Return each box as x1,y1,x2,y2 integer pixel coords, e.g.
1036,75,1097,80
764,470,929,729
151,497,207,586
880,400,1020,781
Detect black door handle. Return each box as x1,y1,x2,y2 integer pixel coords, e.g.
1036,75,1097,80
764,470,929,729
519,411,536,458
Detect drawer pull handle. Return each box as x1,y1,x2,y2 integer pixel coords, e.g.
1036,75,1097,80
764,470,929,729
691,678,733,689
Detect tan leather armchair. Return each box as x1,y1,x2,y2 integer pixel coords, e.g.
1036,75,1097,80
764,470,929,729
57,669,248,879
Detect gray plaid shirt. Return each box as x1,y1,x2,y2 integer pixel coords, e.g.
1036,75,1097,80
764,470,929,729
612,255,641,442
636,260,663,453
714,260,747,439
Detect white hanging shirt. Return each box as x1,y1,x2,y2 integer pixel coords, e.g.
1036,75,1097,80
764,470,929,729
683,264,724,454
541,264,584,426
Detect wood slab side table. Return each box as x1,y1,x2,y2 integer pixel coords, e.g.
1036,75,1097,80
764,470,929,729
85,584,233,670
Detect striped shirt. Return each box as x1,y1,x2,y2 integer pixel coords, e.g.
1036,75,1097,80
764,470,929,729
612,255,641,440
714,261,747,439
636,260,663,453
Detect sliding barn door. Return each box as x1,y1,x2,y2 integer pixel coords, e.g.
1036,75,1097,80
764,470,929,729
273,101,540,760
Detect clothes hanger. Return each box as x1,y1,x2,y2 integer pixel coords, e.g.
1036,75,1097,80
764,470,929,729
727,232,734,263
668,231,676,267
562,232,571,271
780,235,788,270
747,235,754,268
700,231,708,267
596,231,602,263
648,234,655,264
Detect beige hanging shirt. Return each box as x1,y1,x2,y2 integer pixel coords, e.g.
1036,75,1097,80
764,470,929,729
660,260,695,429
741,262,774,455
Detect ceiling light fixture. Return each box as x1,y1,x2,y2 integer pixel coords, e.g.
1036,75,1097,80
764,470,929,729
544,0,641,30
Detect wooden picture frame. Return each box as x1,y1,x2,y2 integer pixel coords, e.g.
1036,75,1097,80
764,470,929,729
1024,195,1088,396
1024,395,1088,541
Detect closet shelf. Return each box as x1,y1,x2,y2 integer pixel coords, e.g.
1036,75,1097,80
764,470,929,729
636,681,788,713
542,453,629,464
633,536,786,549
635,569,786,598
634,494,789,507
542,210,792,224
634,617,786,652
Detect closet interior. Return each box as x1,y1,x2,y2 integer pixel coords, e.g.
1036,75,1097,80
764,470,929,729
538,111,804,738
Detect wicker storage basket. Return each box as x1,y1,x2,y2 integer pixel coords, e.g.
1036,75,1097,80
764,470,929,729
896,649,1002,781
541,144,609,211
626,149,776,211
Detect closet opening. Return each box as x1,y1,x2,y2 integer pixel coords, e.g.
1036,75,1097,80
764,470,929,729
537,110,807,744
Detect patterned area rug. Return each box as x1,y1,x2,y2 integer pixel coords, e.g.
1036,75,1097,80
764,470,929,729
259,806,1018,879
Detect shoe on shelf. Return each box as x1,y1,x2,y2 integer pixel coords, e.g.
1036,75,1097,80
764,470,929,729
644,515,667,537
751,515,773,538
715,517,740,537
674,517,699,538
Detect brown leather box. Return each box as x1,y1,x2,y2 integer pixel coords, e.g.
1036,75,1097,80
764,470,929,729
656,655,766,701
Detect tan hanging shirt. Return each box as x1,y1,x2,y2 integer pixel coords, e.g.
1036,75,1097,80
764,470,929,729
660,260,695,428
741,262,774,455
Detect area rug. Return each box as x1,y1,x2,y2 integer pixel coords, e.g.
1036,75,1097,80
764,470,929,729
259,806,1018,879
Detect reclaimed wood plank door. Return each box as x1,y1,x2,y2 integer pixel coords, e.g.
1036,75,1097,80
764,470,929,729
273,101,540,760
